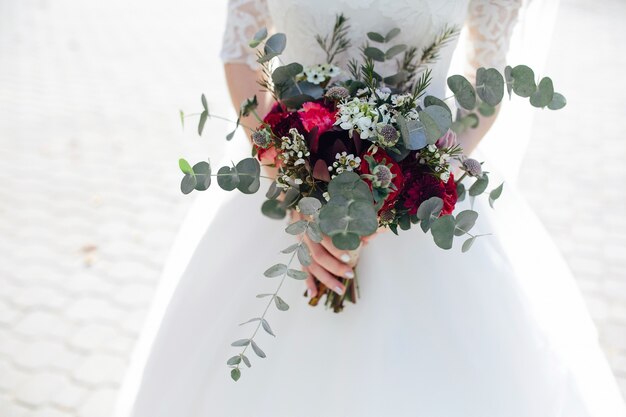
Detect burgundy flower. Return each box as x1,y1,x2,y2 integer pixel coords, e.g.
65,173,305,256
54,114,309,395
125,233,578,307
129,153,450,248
400,162,457,216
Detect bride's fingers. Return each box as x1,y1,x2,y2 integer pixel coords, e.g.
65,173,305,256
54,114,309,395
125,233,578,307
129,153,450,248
307,237,355,279
307,262,345,295
319,235,359,266
304,274,317,298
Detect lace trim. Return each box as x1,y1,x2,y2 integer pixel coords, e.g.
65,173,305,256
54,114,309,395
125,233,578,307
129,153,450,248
464,0,523,82
220,0,272,69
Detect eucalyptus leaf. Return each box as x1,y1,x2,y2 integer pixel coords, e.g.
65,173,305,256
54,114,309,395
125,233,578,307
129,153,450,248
231,339,250,347
235,158,261,194
364,47,385,62
217,166,239,191
201,94,208,111
416,196,444,220
462,236,476,253
249,27,268,48
431,215,456,250
198,110,208,136
297,243,312,266
264,263,287,278
179,158,193,174
180,174,197,195
298,197,322,215
250,340,266,358
256,293,273,298
447,75,476,110
504,65,513,99
469,174,489,196
385,44,407,59
285,220,308,235
239,317,261,326
367,32,385,42
454,210,479,236
265,181,282,200
272,63,304,85
385,28,401,42
424,96,452,117
227,355,241,366
489,183,504,208
261,319,275,337
530,77,554,108
397,114,427,150
306,222,323,243
264,33,286,56
287,269,308,280
231,368,241,381
456,182,466,202
192,161,211,191
179,110,185,129
383,71,408,86
548,92,567,110
241,355,251,368
419,105,452,144
478,101,496,117
476,67,504,107
281,243,299,254
274,296,289,311
331,232,361,250
261,199,286,219
510,65,537,98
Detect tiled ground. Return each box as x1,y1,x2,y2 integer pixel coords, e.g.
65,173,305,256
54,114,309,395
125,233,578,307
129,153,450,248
0,0,624,416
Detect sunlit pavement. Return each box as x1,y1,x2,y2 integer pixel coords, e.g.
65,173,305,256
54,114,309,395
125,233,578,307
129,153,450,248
0,0,624,415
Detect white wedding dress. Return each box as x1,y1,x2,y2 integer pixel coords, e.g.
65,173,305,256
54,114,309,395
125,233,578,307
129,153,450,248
115,1,626,416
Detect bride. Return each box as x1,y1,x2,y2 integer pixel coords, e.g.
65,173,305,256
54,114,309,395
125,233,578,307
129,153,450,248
115,0,626,416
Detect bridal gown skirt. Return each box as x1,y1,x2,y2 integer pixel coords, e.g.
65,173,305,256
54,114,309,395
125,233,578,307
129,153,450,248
116,173,626,417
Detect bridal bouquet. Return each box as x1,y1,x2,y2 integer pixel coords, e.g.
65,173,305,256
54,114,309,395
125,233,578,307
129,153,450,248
178,16,566,381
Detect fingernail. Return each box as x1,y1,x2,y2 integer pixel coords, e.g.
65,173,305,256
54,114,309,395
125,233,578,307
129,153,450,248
340,253,351,263
334,286,344,295
344,270,354,279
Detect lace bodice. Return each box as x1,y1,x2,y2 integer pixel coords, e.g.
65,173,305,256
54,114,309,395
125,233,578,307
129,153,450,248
220,0,523,96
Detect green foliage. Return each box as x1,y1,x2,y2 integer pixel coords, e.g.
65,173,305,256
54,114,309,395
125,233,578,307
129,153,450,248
397,114,427,150
478,101,496,117
431,215,455,249
454,210,479,236
385,28,401,42
489,183,504,208
510,65,536,98
476,68,504,107
367,32,385,42
297,197,322,215
416,196,443,231
469,174,489,196
462,236,476,253
385,44,407,59
231,368,241,381
548,92,567,110
216,158,261,194
315,14,351,63
258,33,286,63
447,75,476,110
178,158,192,174
530,77,554,108
274,296,289,311
261,199,286,219
250,340,266,358
419,105,452,144
264,263,287,278
364,46,386,62
249,27,268,48
287,269,308,280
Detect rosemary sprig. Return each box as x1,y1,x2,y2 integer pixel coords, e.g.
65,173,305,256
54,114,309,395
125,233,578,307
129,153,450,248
315,14,351,64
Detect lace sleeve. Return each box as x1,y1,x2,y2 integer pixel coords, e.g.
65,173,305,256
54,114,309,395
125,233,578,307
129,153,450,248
220,0,272,69
464,0,524,83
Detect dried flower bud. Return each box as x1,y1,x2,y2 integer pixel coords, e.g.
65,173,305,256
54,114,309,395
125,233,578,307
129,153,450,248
325,86,350,100
463,158,483,177
377,124,399,147
372,164,393,188
251,130,271,149
379,208,396,225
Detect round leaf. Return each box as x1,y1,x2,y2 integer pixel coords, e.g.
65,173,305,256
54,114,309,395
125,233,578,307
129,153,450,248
193,161,211,191
217,166,239,191
469,174,489,196
447,75,476,110
510,65,537,98
548,92,567,110
530,77,554,108
476,68,504,107
454,210,479,236
264,33,286,55
179,158,193,174
274,296,289,311
180,174,197,195
261,199,286,219
431,215,455,250
462,236,476,253
231,368,241,381
364,47,385,62
298,197,322,215
331,232,361,250
264,263,287,278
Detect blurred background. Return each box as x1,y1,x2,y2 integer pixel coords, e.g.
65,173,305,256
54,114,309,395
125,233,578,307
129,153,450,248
0,0,624,416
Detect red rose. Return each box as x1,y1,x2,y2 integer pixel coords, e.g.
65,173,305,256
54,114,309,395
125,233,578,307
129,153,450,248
359,149,404,212
262,103,305,138
298,102,336,134
401,166,457,216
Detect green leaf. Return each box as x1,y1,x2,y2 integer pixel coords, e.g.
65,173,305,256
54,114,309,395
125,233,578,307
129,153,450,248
287,269,308,280
383,71,408,86
319,198,378,238
419,105,452,144
231,368,241,381
510,65,537,98
398,213,411,231
198,110,208,136
456,182,466,202
179,110,185,129
250,340,266,358
241,355,251,368
447,75,476,110
530,77,554,108
274,296,289,311
397,114,427,150
489,183,504,208
367,32,385,42
239,317,261,326
264,263,287,278
364,47,386,62
249,27,268,48
281,243,299,254
298,197,322,215
385,28,401,42
201,94,208,111
548,92,567,110
454,210,479,236
385,44,407,59
261,319,275,337
264,33,286,56
478,101,496,117
462,236,476,253
431,215,456,250
227,355,241,366
504,65,513,99
272,63,304,85
306,222,323,243
240,96,258,117
231,339,250,347
475,67,504,107
424,96,452,117
469,174,489,196
226,126,237,141
255,293,273,298
217,166,239,191
297,243,311,266
327,172,373,202
192,161,211,191
235,158,261,194
180,174,197,195
265,181,282,200
285,220,307,235
331,232,361,250
179,158,193,174
451,113,479,134
417,196,443,220
261,199,286,219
